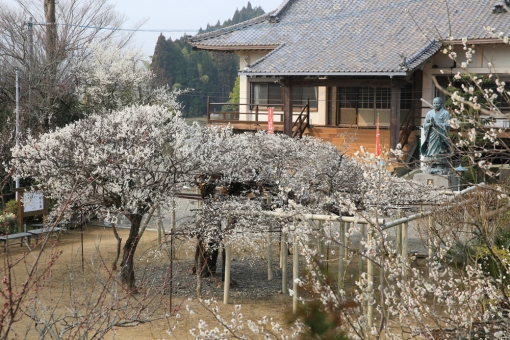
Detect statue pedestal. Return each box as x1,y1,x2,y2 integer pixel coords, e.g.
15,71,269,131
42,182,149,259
414,173,453,189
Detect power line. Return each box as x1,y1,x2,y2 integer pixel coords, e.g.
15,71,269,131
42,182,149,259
31,21,200,33
25,0,427,37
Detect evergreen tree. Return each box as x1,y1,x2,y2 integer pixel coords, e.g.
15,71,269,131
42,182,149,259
232,9,240,24
151,34,173,87
150,2,265,117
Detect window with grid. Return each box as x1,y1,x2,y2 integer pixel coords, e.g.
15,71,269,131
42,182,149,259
359,87,374,108
375,88,391,109
292,86,318,109
338,87,358,108
251,83,283,110
400,84,413,110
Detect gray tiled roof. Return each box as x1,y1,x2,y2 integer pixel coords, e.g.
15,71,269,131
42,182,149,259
189,0,510,75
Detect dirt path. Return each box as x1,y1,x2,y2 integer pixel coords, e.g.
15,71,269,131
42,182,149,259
3,225,291,339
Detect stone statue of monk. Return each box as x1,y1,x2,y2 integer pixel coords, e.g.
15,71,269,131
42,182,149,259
421,97,451,160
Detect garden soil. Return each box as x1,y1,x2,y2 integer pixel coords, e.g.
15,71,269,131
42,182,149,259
3,225,293,339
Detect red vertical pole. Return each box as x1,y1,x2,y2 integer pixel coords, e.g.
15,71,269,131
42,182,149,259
268,107,274,134
376,112,381,157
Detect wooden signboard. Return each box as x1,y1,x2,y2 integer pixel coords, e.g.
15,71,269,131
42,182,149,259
16,188,48,232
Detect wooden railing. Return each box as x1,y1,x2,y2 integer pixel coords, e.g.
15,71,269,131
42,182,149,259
292,99,310,138
206,97,309,137
207,97,284,125
399,107,415,147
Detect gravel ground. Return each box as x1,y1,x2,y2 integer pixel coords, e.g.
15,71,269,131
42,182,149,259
142,255,293,301
116,197,433,301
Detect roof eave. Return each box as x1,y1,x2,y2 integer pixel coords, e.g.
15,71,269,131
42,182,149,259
447,38,506,45
240,71,409,77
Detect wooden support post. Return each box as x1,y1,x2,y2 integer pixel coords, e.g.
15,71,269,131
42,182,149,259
283,79,293,137
282,232,288,294
338,222,346,292
390,78,402,150
293,235,299,314
223,243,231,304
367,229,374,329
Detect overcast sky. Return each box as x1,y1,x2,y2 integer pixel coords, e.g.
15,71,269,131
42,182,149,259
119,0,280,56
1,0,281,57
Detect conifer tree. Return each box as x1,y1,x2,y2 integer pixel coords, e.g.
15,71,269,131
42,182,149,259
151,34,173,87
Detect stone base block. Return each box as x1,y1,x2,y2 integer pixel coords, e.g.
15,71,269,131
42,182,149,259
413,173,452,189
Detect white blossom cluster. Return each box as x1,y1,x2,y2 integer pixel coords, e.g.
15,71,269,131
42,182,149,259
74,42,183,115
10,104,199,223
437,37,510,178
9,85,510,338
186,299,302,339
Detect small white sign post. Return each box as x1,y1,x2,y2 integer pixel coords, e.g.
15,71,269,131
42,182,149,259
16,188,48,232
23,192,45,213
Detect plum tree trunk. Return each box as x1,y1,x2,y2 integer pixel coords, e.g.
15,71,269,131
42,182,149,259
119,214,143,290
194,237,219,278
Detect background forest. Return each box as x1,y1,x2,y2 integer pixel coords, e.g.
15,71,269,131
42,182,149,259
150,2,264,117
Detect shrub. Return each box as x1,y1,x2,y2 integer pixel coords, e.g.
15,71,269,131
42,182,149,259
0,212,17,235
4,199,17,215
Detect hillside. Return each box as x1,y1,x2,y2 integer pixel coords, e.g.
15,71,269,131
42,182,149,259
151,2,265,117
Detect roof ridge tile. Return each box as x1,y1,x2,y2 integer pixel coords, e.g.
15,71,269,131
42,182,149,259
190,11,275,42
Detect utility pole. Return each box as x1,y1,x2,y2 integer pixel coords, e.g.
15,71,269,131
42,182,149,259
15,69,20,199
45,0,57,125
27,17,33,128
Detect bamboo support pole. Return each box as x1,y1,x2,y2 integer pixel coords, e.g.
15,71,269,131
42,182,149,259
293,235,299,314
267,195,273,280
171,203,176,259
268,227,273,280
280,232,283,269
381,184,481,231
428,215,434,277
338,222,346,292
279,222,283,269
157,206,162,245
223,243,231,304
232,210,384,224
358,223,365,279
367,230,374,329
396,210,402,256
402,222,408,262
396,223,402,256
282,232,288,294
317,220,323,262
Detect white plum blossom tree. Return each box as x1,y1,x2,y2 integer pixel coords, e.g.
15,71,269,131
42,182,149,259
11,104,201,289
74,42,182,115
